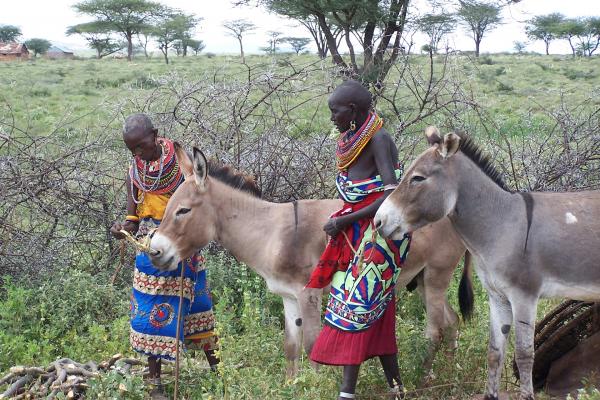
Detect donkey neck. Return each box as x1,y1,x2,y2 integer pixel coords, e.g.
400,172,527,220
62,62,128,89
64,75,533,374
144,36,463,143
448,153,521,257
208,179,282,275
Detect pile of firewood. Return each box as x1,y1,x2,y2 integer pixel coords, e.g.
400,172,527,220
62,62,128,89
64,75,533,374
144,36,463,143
0,354,143,399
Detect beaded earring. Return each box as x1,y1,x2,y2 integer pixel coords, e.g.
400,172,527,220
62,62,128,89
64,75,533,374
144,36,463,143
350,120,356,131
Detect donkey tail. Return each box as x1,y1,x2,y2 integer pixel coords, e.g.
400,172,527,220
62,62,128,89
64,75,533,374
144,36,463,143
458,250,474,321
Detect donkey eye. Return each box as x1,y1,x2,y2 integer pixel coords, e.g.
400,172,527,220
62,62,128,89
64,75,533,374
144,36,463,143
411,175,426,183
176,207,191,216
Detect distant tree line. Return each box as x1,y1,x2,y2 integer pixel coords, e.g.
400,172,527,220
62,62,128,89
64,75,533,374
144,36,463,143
2,0,600,75
0,25,52,57
526,14,600,57
68,0,204,63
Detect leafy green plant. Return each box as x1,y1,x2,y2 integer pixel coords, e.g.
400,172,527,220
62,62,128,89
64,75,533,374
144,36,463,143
86,370,146,400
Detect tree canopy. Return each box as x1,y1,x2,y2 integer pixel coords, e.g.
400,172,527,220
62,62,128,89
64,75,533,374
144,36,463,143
66,21,124,58
72,0,164,61
0,25,22,43
282,37,311,55
525,13,564,55
223,19,255,63
151,11,198,64
246,0,410,84
24,38,52,57
416,13,456,54
457,0,502,57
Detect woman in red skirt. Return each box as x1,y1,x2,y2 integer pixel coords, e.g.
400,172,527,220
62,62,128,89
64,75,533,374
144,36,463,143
306,80,410,400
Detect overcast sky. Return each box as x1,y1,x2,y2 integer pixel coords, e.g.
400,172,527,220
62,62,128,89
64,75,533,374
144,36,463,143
1,0,599,55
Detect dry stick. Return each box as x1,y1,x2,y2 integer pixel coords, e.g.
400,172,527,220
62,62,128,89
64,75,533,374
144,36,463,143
0,374,32,399
0,373,15,387
173,263,186,400
111,240,127,285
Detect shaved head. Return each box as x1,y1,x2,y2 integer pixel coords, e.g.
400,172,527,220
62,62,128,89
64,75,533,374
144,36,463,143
330,80,372,112
122,113,160,161
123,113,154,138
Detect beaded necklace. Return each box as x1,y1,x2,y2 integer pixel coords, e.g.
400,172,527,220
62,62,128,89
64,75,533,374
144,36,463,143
130,138,183,204
336,112,383,171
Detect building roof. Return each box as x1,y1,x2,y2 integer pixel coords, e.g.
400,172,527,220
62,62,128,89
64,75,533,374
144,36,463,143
47,45,73,54
0,42,28,55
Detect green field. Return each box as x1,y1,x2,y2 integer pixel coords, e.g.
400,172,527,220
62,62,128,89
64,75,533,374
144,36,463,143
1,53,600,399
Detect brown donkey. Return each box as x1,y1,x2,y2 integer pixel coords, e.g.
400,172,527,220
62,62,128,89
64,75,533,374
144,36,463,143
148,144,472,378
375,127,600,400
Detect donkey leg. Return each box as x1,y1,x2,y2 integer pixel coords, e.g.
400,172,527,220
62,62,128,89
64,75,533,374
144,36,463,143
484,294,513,400
414,273,440,381
419,265,460,385
297,288,322,363
511,295,537,400
282,296,302,379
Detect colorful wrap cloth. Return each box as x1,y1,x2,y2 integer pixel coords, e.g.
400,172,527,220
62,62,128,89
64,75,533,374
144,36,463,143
307,169,410,332
130,218,217,360
127,143,216,360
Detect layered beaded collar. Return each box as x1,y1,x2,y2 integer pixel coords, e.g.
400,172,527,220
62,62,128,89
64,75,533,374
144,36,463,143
335,112,383,171
129,137,184,204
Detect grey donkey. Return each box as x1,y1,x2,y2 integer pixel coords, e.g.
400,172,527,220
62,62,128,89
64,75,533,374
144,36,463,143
374,126,600,400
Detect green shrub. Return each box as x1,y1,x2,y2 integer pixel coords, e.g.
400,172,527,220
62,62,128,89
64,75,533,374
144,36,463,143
497,82,514,92
0,272,129,371
30,86,51,97
563,68,597,81
86,370,146,400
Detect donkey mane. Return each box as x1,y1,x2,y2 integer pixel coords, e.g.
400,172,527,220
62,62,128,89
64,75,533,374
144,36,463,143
207,159,262,198
456,132,510,192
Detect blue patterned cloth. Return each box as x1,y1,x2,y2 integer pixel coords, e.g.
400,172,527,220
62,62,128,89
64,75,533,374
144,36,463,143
129,219,216,360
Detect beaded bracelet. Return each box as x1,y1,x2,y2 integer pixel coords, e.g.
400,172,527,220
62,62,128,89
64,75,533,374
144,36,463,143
125,215,140,223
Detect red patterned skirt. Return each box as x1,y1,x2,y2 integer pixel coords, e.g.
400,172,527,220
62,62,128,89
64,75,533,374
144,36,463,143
310,296,397,366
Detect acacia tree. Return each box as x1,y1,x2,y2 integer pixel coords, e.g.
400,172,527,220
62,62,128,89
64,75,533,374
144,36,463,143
67,22,123,58
525,13,564,55
136,26,153,57
417,13,456,54
582,17,600,56
283,37,311,54
245,0,410,84
553,18,582,57
457,0,502,57
24,38,51,57
187,39,205,55
223,19,255,63
261,31,283,54
0,25,22,42
72,0,163,61
152,11,198,64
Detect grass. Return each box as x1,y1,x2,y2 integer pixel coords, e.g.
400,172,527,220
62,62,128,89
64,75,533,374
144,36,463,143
1,52,599,399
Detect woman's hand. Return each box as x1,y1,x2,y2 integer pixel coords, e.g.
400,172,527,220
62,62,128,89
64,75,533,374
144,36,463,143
323,216,348,237
110,220,139,239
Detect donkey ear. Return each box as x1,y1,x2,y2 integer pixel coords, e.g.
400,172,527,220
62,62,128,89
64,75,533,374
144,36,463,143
174,142,193,179
425,126,442,146
192,147,208,191
439,133,461,158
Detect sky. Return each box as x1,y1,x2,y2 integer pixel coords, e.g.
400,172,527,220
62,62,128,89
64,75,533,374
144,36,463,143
1,0,600,56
